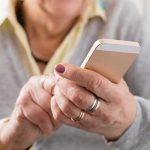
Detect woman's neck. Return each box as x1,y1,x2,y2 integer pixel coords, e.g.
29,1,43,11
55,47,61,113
23,0,78,63
20,0,90,72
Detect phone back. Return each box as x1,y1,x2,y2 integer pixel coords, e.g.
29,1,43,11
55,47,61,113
81,39,140,83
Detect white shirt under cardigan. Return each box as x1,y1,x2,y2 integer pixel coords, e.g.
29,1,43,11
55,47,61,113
0,0,150,150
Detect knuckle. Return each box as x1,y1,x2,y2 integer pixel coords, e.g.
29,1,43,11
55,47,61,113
14,106,25,121
18,99,29,108
61,100,71,115
69,88,83,105
17,76,41,104
72,92,81,101
45,78,55,90
27,77,38,94
88,77,103,91
38,92,50,102
16,92,29,108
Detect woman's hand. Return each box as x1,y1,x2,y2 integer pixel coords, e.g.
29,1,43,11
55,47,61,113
0,74,61,150
52,64,137,140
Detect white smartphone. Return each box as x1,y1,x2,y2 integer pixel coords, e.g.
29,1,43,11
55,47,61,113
81,39,140,83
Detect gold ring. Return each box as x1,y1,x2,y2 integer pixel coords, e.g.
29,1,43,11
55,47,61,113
71,111,85,122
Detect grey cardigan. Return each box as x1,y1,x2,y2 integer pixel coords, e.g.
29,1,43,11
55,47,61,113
0,0,150,150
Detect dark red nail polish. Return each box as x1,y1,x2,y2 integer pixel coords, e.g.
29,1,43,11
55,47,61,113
55,64,65,73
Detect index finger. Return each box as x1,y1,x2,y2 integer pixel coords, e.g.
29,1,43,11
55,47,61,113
54,64,117,100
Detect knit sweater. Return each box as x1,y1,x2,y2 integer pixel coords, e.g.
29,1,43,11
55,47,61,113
0,0,150,150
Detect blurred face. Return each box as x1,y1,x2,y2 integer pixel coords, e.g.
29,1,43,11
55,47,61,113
39,0,90,19
24,0,91,36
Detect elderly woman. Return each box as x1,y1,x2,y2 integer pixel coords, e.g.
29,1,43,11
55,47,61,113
0,0,150,149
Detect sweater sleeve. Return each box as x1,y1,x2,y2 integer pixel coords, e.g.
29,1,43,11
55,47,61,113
109,96,150,150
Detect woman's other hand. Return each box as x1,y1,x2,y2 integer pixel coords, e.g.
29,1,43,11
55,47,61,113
0,74,61,150
52,64,137,141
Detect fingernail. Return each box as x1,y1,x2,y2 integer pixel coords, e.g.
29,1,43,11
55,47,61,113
55,64,65,73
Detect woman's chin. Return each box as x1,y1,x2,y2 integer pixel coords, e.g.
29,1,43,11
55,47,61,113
42,0,84,18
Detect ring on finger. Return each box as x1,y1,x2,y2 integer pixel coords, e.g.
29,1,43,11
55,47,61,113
84,96,101,113
40,76,48,89
71,111,85,122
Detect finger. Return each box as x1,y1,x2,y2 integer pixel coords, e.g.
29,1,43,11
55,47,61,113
41,74,55,94
28,76,52,116
54,86,81,119
54,64,116,101
51,96,85,129
54,86,96,128
54,84,112,125
18,92,53,135
50,96,73,125
28,76,57,128
55,77,96,110
51,93,118,134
